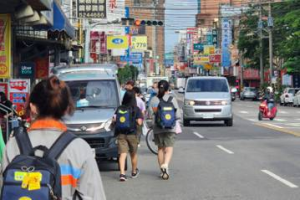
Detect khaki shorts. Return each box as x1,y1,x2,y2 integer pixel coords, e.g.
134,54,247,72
154,132,176,148
117,134,138,154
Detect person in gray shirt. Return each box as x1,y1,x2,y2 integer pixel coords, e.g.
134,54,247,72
148,80,181,180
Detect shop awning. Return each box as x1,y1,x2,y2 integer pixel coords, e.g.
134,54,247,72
49,1,75,38
26,0,51,11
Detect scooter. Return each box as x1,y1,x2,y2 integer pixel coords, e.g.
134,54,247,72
258,99,277,121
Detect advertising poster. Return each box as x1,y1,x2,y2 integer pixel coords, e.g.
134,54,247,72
0,14,11,78
8,79,30,116
35,57,49,79
107,35,128,49
131,36,147,51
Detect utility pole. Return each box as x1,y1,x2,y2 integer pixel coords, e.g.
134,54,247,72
268,2,274,85
152,0,158,75
258,2,264,88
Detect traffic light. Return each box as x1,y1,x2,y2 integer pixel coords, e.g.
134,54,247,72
134,20,164,26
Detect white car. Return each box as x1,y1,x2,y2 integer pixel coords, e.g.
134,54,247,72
293,90,300,107
280,88,300,106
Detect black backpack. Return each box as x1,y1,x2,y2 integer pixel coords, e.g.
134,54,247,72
1,127,77,200
155,97,176,129
115,106,136,134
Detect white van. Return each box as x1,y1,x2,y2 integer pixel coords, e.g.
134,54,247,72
182,77,233,126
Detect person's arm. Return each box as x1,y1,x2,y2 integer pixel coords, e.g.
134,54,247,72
77,156,106,200
135,109,143,126
172,98,181,120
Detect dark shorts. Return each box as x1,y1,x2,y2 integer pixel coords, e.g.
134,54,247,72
117,134,138,154
154,132,176,148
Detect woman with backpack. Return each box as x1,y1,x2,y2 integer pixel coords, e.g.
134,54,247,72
148,80,181,180
114,90,143,182
1,76,106,200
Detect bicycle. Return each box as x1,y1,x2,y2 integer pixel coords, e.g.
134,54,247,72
143,119,158,155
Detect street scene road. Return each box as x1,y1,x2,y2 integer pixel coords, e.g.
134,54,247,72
101,91,300,200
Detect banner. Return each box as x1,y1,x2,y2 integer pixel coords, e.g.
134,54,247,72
0,14,11,78
35,57,49,79
107,36,128,49
131,36,147,51
221,18,232,68
193,55,209,64
209,54,221,63
8,79,30,116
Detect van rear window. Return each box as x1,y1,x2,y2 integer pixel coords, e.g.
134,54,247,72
186,79,229,92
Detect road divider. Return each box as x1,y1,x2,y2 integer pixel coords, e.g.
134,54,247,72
216,145,234,154
261,170,298,188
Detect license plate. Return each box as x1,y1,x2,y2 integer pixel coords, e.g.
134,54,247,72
203,114,214,119
91,148,96,158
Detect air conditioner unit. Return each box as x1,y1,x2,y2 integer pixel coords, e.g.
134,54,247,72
15,5,34,19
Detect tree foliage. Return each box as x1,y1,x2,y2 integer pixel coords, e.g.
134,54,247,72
117,65,139,84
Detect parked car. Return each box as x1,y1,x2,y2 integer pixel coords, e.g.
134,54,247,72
240,87,259,100
280,88,300,106
178,86,185,93
293,90,300,107
182,77,233,127
55,64,121,168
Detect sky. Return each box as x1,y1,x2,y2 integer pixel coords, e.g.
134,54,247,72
165,0,198,53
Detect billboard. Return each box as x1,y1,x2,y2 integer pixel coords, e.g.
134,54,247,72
77,0,106,19
131,36,147,51
107,35,128,49
0,14,11,78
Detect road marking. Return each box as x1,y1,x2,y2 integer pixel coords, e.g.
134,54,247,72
279,111,288,114
261,170,298,188
248,119,257,122
216,145,234,154
264,123,284,129
255,123,300,137
274,118,287,122
193,132,204,139
239,111,249,114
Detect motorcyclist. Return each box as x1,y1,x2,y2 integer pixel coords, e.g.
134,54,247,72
263,86,275,111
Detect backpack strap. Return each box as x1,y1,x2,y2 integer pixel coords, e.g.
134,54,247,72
47,132,77,160
14,126,33,156
167,96,173,103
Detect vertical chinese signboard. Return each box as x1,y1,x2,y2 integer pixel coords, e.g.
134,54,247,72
221,18,232,69
77,0,106,19
0,14,11,78
35,57,49,79
8,79,30,116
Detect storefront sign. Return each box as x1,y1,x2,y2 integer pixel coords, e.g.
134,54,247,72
131,36,147,51
221,18,232,68
107,35,128,49
77,0,106,19
19,62,35,78
212,29,218,46
8,79,30,116
193,43,204,51
204,45,215,55
193,55,209,64
209,54,221,63
0,14,11,78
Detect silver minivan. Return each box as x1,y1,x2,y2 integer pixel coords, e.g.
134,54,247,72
54,64,120,167
182,77,233,126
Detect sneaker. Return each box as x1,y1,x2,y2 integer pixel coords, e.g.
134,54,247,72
131,168,140,178
160,165,169,180
119,174,127,182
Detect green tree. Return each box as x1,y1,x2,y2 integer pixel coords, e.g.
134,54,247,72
117,65,139,84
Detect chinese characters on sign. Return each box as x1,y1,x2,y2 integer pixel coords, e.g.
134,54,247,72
77,0,106,19
8,79,30,116
131,36,147,51
0,14,11,78
221,18,232,68
109,0,117,12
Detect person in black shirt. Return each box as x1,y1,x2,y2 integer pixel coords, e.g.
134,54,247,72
0,92,13,117
114,90,142,182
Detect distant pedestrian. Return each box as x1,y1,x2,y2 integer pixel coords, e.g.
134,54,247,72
114,90,143,182
149,80,181,180
133,87,146,144
1,76,106,199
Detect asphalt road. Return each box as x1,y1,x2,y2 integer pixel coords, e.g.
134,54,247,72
100,91,300,200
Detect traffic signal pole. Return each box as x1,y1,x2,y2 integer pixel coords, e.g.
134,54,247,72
268,2,274,84
259,1,264,88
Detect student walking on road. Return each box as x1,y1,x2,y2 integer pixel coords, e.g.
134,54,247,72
149,80,181,180
1,76,106,200
114,90,143,182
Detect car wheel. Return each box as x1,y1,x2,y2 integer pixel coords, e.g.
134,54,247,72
183,119,190,127
225,118,233,126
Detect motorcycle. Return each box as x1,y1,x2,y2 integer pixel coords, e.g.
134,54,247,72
258,99,277,121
